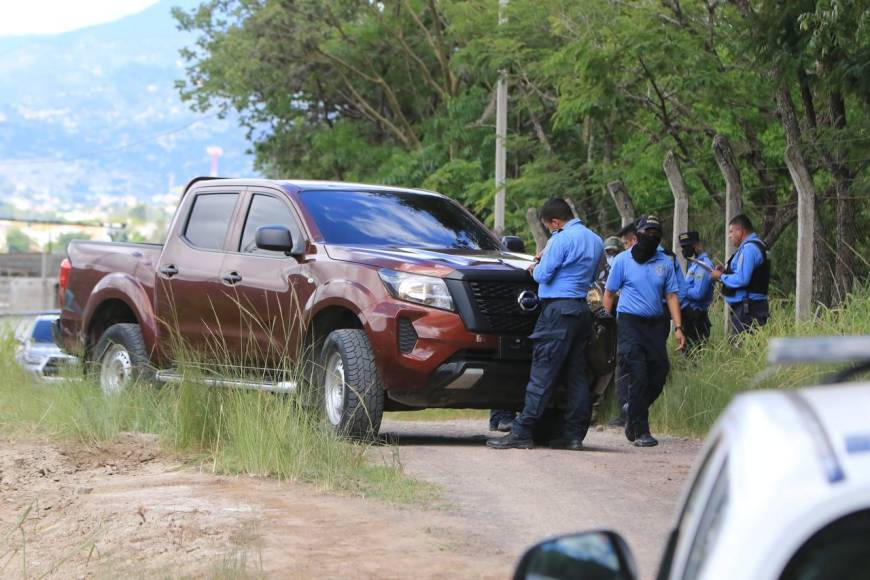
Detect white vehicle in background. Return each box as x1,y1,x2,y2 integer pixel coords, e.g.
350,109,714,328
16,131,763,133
15,313,77,379
514,336,870,580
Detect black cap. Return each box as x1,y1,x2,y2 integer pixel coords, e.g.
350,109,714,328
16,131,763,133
635,215,663,233
679,231,700,246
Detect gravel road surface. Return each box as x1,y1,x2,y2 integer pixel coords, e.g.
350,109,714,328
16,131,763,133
379,419,702,578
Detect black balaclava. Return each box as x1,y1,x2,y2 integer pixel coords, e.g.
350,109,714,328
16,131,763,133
632,231,661,264
681,245,696,260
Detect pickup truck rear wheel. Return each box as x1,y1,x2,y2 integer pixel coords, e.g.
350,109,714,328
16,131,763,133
318,329,384,440
92,323,151,394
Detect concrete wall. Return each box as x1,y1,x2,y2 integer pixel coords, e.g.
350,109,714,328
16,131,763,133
0,253,66,277
0,277,58,313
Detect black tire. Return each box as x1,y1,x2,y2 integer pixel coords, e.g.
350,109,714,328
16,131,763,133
91,323,152,394
317,329,385,440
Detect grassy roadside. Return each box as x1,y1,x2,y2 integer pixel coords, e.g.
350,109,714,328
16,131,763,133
652,287,870,437
0,340,432,504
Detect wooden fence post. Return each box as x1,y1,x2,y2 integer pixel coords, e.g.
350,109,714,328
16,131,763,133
564,196,580,220
784,145,815,322
663,151,689,270
606,180,636,228
525,207,549,254
713,135,743,335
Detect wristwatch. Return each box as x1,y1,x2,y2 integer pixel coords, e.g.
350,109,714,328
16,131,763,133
674,326,683,333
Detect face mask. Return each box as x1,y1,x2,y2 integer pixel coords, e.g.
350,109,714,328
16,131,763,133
682,246,695,259
631,233,661,264
606,254,615,267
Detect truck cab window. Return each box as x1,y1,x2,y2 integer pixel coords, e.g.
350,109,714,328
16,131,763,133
184,193,238,250
239,194,302,255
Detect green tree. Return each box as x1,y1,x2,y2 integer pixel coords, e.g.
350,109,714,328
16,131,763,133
174,0,869,302
6,229,34,252
52,231,92,254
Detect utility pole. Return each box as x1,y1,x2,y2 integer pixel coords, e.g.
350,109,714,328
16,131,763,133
493,0,508,237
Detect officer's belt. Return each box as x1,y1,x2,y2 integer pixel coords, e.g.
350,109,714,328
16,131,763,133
617,313,666,324
541,297,587,304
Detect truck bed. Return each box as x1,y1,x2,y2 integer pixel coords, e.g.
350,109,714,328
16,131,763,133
57,240,164,354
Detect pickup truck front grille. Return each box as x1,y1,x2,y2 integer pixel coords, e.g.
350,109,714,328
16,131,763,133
468,280,539,335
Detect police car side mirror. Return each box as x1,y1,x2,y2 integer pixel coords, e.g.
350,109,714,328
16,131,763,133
502,236,526,254
513,531,638,580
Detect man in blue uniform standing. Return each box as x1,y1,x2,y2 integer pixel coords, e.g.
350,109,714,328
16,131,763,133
603,215,685,447
678,230,714,349
711,215,770,334
488,198,603,450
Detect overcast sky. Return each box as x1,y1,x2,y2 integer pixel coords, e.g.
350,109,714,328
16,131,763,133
0,0,159,37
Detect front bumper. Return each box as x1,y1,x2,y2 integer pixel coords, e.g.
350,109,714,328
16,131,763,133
386,353,532,409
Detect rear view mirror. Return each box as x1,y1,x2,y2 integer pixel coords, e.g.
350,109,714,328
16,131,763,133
255,225,295,254
513,531,638,580
502,235,526,254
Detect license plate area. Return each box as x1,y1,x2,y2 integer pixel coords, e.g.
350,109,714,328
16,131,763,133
498,336,533,360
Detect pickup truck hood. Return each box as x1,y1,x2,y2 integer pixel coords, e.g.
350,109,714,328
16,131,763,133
324,245,535,277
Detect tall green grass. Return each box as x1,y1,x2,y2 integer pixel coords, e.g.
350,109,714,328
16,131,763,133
651,287,870,436
0,339,429,502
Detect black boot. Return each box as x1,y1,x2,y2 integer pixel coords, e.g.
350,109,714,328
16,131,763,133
549,437,584,451
634,433,659,447
486,432,533,450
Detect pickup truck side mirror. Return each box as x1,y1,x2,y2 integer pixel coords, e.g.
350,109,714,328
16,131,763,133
513,531,638,580
255,225,295,255
501,235,526,254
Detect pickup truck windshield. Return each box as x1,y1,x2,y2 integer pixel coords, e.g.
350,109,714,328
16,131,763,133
301,190,500,250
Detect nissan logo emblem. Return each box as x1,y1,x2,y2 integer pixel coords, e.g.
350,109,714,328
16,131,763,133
517,290,540,312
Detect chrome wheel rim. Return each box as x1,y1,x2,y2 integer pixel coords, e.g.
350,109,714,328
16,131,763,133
100,344,132,395
324,351,345,427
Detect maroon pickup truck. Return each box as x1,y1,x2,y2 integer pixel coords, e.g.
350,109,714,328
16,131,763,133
56,178,615,438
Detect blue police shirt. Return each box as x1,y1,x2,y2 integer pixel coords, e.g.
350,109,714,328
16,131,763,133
533,218,603,299
685,252,714,311
605,249,679,317
658,245,689,310
720,233,767,304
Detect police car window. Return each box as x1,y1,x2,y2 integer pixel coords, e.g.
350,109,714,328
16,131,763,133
681,458,729,580
779,509,870,580
239,194,302,255
184,193,238,250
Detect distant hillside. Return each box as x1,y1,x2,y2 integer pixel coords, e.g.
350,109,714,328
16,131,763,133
0,0,256,206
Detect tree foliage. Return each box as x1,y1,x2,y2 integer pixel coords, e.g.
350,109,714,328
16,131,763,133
6,229,34,253
174,0,869,300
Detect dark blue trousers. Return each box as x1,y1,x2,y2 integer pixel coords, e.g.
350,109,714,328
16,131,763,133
512,299,593,441
617,314,670,435
729,300,769,334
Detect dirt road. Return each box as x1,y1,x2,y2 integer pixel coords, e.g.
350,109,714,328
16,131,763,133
379,420,701,577
0,421,700,578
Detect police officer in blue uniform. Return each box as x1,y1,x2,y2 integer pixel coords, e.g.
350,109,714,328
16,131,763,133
711,214,770,334
488,198,603,450
603,215,685,447
678,231,714,349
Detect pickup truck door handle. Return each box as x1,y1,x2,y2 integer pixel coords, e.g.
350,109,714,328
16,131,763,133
159,264,179,278
222,272,243,285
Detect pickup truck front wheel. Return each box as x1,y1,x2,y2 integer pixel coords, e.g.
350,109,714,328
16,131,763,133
318,329,384,440
92,323,151,395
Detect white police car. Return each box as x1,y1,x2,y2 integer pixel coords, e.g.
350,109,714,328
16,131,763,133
514,336,870,580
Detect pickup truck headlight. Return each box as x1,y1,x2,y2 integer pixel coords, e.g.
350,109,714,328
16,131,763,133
378,269,455,312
